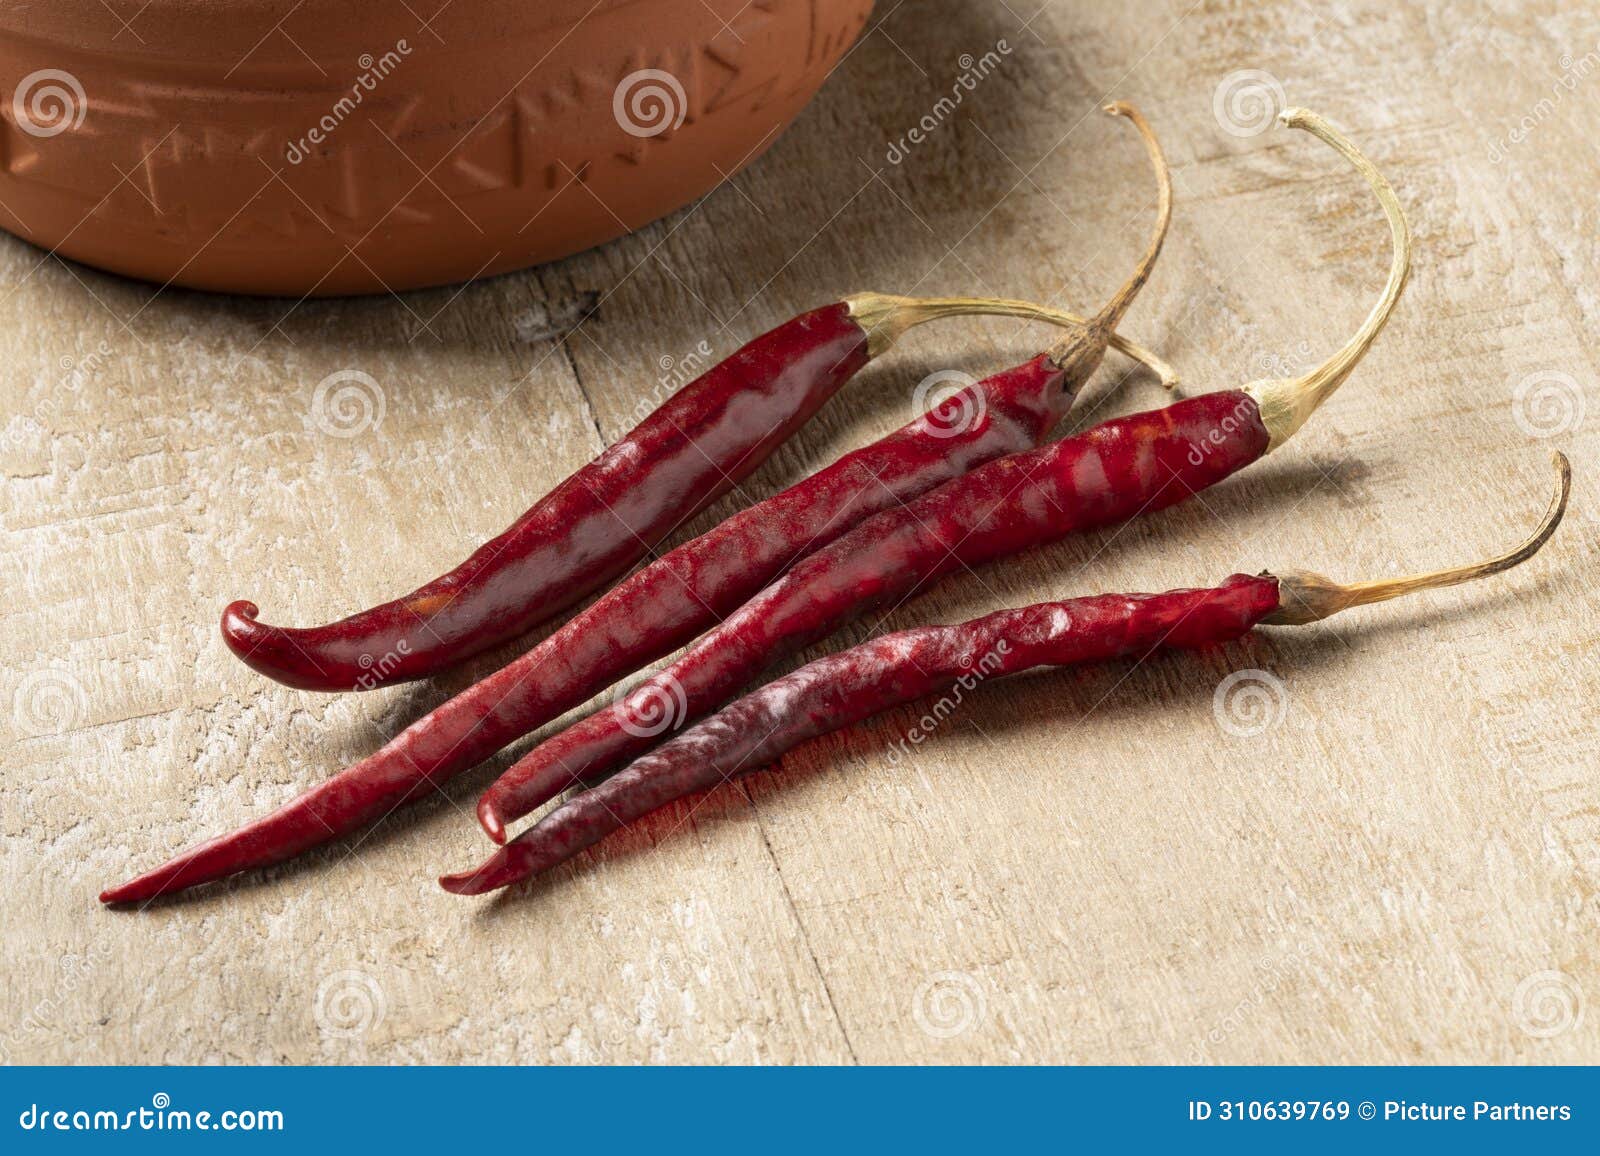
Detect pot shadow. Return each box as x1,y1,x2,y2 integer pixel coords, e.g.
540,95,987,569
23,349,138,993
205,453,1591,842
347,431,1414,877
464,563,1567,917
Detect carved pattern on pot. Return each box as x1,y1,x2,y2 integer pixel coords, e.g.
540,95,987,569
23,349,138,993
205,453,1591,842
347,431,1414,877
0,0,873,295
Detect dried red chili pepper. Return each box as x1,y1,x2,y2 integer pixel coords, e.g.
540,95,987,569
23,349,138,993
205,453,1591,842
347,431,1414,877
220,135,1172,695
476,107,1412,838
441,455,1570,894
100,106,1175,904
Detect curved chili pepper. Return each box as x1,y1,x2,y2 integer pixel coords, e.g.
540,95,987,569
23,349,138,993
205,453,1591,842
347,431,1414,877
442,455,1570,894
99,106,1176,905
221,220,1171,691
475,106,1413,837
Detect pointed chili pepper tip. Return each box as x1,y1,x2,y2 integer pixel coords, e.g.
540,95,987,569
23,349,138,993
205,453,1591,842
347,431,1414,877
99,879,138,905
99,878,147,905
440,844,531,894
477,798,508,845
438,867,495,896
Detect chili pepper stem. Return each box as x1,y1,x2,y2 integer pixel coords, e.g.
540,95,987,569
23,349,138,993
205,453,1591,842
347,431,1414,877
844,294,1177,386
1264,452,1570,625
847,105,1177,388
1241,108,1412,451
1045,102,1173,374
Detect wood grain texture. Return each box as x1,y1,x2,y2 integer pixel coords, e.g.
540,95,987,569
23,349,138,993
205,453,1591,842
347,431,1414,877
3,0,1596,1064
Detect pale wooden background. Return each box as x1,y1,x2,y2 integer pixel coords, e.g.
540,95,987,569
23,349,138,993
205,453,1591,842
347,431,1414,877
4,0,1597,1064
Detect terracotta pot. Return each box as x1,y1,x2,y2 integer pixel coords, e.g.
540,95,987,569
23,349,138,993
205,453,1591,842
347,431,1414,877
0,0,871,296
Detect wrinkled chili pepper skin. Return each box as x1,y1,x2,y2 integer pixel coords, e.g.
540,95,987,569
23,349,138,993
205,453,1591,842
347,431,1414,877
443,575,1282,893
221,304,874,692
101,357,1074,904
484,389,1272,828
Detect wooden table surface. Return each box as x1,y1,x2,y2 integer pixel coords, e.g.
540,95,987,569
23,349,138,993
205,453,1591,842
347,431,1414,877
4,0,1596,1064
